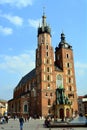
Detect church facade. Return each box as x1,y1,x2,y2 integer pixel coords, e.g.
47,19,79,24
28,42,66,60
8,13,78,118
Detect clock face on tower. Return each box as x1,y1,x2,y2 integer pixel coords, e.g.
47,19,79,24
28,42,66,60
65,43,68,48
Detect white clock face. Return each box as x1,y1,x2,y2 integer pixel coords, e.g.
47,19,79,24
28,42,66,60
65,44,68,48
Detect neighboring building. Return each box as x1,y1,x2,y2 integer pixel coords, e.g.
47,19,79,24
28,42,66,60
78,96,84,115
78,95,87,116
82,95,87,115
0,99,8,117
8,12,78,118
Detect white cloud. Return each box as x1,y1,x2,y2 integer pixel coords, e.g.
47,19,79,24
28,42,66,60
0,25,13,35
0,0,33,8
75,62,87,69
75,61,87,77
28,18,41,29
0,51,35,75
0,14,23,26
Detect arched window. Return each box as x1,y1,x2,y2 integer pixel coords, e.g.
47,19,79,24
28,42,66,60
68,70,70,75
23,101,28,113
47,67,50,72
67,63,70,68
47,75,50,81
46,45,48,49
66,54,69,58
45,92,48,96
69,86,72,91
48,99,51,105
69,77,71,83
24,104,28,112
47,59,49,64
46,52,48,56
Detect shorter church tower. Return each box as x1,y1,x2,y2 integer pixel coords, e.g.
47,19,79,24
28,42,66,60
55,33,78,115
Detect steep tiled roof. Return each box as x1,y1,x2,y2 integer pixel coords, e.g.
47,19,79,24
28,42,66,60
16,68,36,88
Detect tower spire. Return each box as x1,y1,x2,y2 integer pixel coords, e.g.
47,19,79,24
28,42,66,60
42,7,46,27
38,9,51,36
43,6,45,15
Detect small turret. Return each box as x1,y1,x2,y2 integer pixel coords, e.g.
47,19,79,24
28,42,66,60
58,32,72,49
61,32,66,42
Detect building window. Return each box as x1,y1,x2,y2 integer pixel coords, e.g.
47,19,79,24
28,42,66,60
69,77,71,83
66,53,70,59
45,93,48,96
67,54,69,58
47,75,50,81
68,70,70,75
68,94,74,98
67,63,70,68
24,104,28,112
47,59,49,64
48,99,51,106
46,45,48,49
46,52,48,56
47,67,50,72
69,86,72,91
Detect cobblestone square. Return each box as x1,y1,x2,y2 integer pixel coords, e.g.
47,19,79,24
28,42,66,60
0,118,87,130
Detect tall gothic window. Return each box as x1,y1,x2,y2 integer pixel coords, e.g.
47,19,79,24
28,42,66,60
67,63,70,68
47,67,50,72
46,52,48,56
56,75,63,88
68,70,70,75
48,99,51,105
23,101,28,113
24,104,28,112
47,75,50,81
69,77,71,83
47,59,49,64
46,45,48,49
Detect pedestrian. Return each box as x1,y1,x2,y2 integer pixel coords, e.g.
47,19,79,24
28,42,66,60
19,116,24,130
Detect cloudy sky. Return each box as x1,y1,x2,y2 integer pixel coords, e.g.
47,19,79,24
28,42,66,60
0,0,87,100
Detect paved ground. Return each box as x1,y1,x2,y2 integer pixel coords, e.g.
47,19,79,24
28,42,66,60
0,118,87,130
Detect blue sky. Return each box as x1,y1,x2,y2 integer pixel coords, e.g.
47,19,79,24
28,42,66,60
0,0,87,100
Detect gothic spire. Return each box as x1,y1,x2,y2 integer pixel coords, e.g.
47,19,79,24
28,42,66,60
42,7,46,27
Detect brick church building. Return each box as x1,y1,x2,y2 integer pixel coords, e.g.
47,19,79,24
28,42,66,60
8,12,78,118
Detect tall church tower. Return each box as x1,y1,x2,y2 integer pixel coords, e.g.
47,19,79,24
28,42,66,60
55,33,78,114
36,12,56,117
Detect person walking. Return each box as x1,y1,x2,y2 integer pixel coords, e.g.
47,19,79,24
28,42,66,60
19,116,24,130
